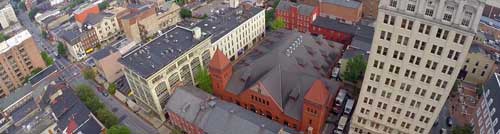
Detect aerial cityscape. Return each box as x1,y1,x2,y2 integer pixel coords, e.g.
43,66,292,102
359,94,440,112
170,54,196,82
0,0,498,134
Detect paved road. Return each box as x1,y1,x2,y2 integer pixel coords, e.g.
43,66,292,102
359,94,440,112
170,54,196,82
67,75,159,134
12,2,159,133
430,102,453,134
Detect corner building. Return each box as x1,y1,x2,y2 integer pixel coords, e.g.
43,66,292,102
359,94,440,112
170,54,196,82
350,0,485,134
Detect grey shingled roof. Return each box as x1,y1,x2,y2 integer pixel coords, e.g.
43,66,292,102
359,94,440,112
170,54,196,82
276,1,315,16
322,0,361,8
193,6,263,43
165,86,297,134
85,12,113,25
50,88,103,133
90,46,118,60
11,98,38,122
224,30,340,120
119,26,211,78
469,42,487,54
313,16,373,36
29,65,58,86
0,85,32,111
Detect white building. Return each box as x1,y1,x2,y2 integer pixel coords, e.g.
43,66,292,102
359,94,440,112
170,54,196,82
0,2,18,30
350,0,485,134
119,6,266,121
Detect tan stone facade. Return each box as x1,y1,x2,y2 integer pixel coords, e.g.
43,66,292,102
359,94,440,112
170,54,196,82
0,31,46,98
120,3,181,42
462,44,496,85
359,0,379,19
350,0,485,134
320,2,363,24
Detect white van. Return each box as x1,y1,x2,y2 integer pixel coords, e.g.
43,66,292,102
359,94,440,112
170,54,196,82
337,115,348,132
344,99,354,115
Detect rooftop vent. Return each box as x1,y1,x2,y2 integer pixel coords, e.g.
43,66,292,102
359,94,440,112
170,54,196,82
241,70,251,82
208,101,216,107
193,27,202,39
182,103,191,113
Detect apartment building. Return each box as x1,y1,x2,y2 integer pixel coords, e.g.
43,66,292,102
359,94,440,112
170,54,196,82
56,23,99,61
0,30,46,98
473,73,500,134
84,12,121,44
194,6,265,61
120,26,212,121
461,43,497,85
0,1,18,30
119,2,181,42
350,0,484,134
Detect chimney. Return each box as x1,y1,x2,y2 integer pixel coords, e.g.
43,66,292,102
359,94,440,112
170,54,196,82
192,27,202,39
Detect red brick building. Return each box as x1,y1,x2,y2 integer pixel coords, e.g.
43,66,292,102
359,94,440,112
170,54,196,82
319,0,362,24
209,31,341,134
275,1,319,32
274,1,372,46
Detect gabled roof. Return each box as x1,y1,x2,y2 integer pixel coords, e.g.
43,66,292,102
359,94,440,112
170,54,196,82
224,30,341,120
304,80,329,105
66,117,78,134
209,49,231,69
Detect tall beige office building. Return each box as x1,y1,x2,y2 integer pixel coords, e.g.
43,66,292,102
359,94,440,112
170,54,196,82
350,0,485,134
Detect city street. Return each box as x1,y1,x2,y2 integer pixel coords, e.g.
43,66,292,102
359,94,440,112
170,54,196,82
12,2,159,133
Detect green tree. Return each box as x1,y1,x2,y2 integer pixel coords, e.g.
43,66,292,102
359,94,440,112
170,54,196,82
40,52,54,65
75,84,104,112
18,1,26,11
28,8,38,20
342,55,367,82
451,125,473,134
0,33,8,42
57,42,67,57
82,68,96,80
195,67,213,94
107,125,131,134
98,1,110,10
174,0,185,6
108,83,117,95
180,8,192,18
97,108,119,128
41,31,48,39
171,127,184,134
270,18,286,30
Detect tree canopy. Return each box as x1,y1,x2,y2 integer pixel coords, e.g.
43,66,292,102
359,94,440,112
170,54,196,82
270,18,286,31
342,55,367,82
108,83,117,95
97,108,119,128
57,42,67,57
108,125,131,134
0,33,8,42
98,1,110,10
82,69,96,80
195,67,213,94
180,8,192,18
41,52,54,66
451,125,473,134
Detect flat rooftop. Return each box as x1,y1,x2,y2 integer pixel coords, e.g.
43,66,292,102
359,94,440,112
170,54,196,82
120,26,211,78
0,30,32,54
193,6,263,43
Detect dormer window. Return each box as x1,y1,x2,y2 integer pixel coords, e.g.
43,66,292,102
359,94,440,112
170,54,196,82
425,9,434,17
424,0,435,17
461,11,473,27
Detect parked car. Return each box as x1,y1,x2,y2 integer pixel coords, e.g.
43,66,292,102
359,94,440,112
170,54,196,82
332,67,340,80
440,128,447,134
334,89,347,113
336,115,348,133
344,99,354,115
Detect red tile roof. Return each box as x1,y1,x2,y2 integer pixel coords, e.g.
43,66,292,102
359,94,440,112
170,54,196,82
304,80,329,105
209,49,230,69
75,5,100,24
